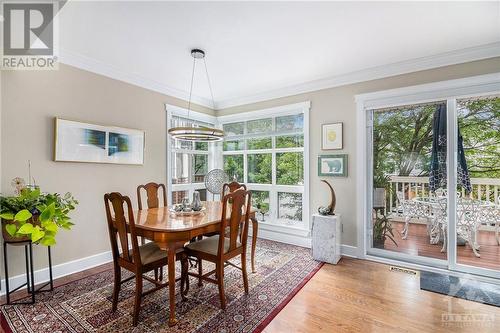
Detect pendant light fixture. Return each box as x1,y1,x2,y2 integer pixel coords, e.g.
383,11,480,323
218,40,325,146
168,49,224,142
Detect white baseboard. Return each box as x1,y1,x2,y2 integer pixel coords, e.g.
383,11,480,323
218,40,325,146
340,245,358,258
1,250,112,296
257,227,312,248
254,225,359,259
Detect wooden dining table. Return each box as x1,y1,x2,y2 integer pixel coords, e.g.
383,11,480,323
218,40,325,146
133,201,258,326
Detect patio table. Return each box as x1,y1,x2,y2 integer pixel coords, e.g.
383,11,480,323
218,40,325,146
401,196,495,257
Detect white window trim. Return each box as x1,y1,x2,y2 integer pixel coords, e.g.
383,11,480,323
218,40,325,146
355,72,500,279
165,104,218,203
166,102,311,238
218,101,310,232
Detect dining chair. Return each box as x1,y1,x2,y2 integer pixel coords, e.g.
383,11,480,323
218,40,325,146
181,188,251,309
137,182,167,211
222,181,247,196
137,182,168,280
104,192,188,326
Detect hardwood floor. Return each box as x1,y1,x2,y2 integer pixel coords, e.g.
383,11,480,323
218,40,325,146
264,259,500,333
2,258,499,332
383,222,500,270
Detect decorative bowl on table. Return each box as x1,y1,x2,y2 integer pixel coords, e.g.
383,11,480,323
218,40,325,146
169,204,206,216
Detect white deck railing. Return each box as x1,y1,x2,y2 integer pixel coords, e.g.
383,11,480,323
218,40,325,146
387,176,500,214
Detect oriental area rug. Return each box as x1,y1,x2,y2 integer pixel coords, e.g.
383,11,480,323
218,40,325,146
1,239,322,333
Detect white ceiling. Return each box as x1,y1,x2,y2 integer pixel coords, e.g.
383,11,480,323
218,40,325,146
58,1,500,109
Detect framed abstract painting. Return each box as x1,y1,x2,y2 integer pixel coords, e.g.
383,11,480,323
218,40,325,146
54,118,145,165
318,154,348,177
322,122,343,150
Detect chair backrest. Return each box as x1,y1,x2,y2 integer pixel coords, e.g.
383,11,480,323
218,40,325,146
137,182,167,210
222,181,247,196
104,192,141,265
219,188,251,256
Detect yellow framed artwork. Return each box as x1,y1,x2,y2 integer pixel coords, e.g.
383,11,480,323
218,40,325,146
322,122,343,150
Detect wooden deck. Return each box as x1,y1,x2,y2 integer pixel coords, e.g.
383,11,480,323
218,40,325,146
383,221,500,271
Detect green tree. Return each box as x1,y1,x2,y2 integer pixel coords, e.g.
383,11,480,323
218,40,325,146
372,97,500,180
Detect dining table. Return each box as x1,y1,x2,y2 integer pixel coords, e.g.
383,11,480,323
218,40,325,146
132,201,258,326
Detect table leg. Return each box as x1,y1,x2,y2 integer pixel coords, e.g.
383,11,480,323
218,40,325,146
167,243,178,327
251,217,258,273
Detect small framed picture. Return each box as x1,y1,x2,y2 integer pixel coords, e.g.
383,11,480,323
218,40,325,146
318,154,348,177
322,122,343,150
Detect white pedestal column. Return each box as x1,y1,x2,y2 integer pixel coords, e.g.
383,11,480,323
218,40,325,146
311,214,341,264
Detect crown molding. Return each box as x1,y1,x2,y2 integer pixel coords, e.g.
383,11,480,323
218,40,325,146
214,42,500,110
59,43,500,111
58,48,214,109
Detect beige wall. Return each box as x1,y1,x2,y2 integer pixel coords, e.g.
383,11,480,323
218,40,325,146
2,58,499,277
1,64,213,276
218,57,500,247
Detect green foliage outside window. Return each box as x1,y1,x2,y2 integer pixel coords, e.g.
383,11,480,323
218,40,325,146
276,152,303,185
373,97,500,181
251,190,270,221
458,98,500,178
195,142,208,151
193,154,208,183
248,154,272,183
248,138,272,150
276,134,304,148
223,155,244,182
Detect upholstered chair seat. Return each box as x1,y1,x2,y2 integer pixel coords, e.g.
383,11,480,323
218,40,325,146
185,235,241,256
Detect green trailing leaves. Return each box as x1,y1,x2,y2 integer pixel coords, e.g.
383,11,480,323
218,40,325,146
40,202,55,223
1,187,77,246
31,226,45,243
0,213,14,220
17,223,34,234
43,221,58,233
5,224,17,236
40,235,56,246
14,209,32,222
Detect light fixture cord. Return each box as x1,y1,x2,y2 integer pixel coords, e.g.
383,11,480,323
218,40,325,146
187,54,196,124
203,57,216,111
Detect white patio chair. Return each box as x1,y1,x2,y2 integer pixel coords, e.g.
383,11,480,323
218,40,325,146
457,198,481,258
396,191,423,240
428,190,448,248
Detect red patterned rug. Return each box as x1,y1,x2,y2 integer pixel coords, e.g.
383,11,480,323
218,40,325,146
1,239,322,332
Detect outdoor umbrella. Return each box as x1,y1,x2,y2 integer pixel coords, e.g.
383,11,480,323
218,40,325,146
429,104,472,194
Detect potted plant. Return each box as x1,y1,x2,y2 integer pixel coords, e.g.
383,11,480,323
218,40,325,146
0,187,77,246
256,202,269,222
373,211,397,249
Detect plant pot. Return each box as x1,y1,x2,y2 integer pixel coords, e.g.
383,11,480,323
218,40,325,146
1,215,39,243
373,238,385,249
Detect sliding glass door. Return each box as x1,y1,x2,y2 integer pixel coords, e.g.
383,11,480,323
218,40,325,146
368,102,448,267
450,95,500,276
365,91,500,279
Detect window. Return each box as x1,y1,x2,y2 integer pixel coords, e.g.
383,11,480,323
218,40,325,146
220,103,309,227
167,109,217,204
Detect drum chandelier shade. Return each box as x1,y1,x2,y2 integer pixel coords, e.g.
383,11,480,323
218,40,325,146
168,49,224,142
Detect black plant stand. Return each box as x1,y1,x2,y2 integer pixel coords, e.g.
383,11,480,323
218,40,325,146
3,240,53,305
